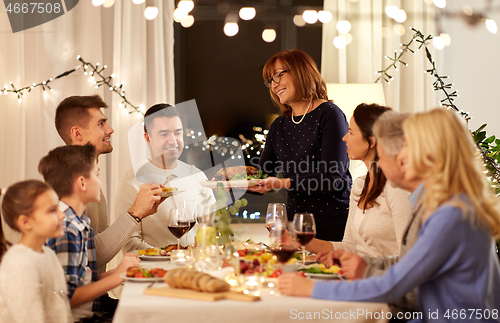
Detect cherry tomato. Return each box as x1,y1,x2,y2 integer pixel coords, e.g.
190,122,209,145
134,272,145,278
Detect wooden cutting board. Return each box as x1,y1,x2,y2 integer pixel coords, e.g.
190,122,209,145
144,286,260,302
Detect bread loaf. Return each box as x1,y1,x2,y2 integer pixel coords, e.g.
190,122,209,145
164,268,230,293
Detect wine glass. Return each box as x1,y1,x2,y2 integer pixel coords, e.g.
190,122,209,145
269,222,297,269
183,200,196,231
168,208,190,250
182,200,196,246
293,213,316,266
266,203,286,233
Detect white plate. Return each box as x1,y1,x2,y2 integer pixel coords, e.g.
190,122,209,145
199,180,260,189
138,255,171,261
119,272,165,282
305,273,343,280
160,190,185,198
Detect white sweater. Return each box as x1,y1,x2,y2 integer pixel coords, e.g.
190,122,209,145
0,244,72,323
116,160,215,253
331,176,411,258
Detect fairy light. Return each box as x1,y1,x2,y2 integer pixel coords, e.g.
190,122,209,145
376,27,500,187
2,55,142,114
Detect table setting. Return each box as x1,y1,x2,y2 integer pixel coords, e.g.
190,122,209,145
112,200,390,323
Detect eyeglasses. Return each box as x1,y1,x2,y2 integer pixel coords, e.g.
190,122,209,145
264,69,290,88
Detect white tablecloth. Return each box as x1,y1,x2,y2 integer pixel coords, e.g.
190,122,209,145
112,261,391,323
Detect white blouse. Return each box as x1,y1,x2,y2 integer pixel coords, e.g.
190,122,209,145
331,176,412,258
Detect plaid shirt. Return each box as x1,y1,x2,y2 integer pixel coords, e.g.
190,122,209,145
46,201,99,309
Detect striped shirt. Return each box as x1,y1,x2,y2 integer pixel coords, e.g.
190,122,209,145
46,201,99,309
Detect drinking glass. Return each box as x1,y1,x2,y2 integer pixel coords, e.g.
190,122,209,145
293,213,316,266
183,200,196,231
195,204,216,247
266,203,286,233
182,200,196,246
269,222,297,268
168,208,190,250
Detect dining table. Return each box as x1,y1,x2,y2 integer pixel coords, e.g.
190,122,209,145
112,260,391,323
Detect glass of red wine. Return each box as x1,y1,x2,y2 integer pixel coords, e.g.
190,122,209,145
269,222,297,269
293,213,316,266
168,208,190,250
182,200,196,246
266,203,286,233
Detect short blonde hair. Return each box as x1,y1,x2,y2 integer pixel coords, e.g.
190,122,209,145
403,108,500,238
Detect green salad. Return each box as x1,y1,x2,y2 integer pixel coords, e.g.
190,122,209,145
231,170,269,181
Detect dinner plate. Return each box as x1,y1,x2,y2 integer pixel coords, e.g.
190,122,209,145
305,273,343,280
160,190,185,198
138,254,171,261
199,180,260,189
119,272,165,282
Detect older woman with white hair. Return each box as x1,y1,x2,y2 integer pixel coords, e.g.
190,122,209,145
278,108,500,321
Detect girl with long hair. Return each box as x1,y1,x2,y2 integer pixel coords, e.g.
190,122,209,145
0,180,72,323
278,109,500,320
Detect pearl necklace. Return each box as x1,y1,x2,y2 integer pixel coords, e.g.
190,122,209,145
291,99,313,125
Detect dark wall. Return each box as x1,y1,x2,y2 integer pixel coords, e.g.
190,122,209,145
174,3,323,139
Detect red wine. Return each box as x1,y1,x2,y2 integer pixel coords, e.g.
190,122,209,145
270,247,296,263
296,232,315,246
188,221,196,230
168,225,190,238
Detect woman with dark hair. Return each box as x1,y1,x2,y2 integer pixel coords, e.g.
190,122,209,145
249,49,351,241
306,103,412,259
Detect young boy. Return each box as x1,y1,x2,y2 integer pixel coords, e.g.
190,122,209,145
39,144,140,322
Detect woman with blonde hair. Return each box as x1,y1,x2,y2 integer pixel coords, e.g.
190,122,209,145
278,108,500,319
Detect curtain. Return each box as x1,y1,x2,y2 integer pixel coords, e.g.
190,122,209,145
0,1,175,243
321,0,440,112
0,0,175,193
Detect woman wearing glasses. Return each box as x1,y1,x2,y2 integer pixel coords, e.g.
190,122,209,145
248,50,351,241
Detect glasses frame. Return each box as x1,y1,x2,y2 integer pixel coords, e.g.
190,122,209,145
264,69,290,88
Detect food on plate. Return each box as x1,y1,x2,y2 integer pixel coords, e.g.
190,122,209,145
138,247,168,256
126,267,167,278
212,166,268,181
138,245,187,256
161,187,178,192
297,263,343,275
237,249,297,277
164,268,230,293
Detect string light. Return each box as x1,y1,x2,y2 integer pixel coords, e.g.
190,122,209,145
145,6,159,20
302,10,318,24
376,27,500,187
262,29,276,43
224,23,239,37
317,10,332,23
2,55,142,114
293,15,306,27
178,0,194,13
485,19,498,34
173,8,188,22
336,21,351,33
239,7,256,21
